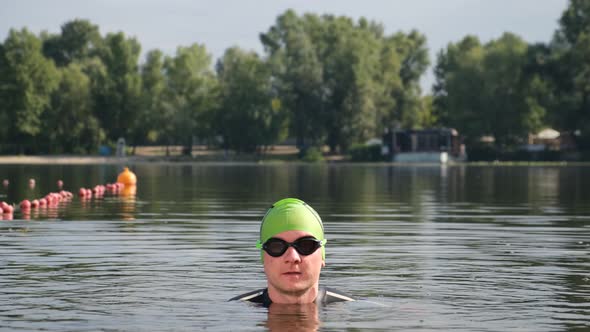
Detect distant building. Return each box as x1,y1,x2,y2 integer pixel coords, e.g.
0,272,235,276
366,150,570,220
383,128,466,163
526,128,577,152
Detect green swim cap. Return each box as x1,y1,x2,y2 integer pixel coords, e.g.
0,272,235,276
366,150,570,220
257,198,326,260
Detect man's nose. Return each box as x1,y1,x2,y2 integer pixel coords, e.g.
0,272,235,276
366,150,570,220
283,246,301,263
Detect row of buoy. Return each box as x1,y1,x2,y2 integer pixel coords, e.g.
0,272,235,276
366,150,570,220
78,182,125,198
20,190,74,209
0,201,14,214
0,189,74,221
1,167,137,220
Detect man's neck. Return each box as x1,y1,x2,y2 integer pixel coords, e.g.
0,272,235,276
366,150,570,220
267,284,319,304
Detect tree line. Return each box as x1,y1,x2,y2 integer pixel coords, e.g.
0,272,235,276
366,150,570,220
434,0,590,152
0,1,588,156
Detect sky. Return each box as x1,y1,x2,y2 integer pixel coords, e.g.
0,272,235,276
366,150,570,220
0,0,569,92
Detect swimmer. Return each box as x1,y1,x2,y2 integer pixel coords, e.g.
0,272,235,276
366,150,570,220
230,198,355,306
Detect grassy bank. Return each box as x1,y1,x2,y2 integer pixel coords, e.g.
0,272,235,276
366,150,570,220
1,145,589,165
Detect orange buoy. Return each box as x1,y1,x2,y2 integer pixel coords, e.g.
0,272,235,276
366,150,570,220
117,167,137,186
121,185,137,196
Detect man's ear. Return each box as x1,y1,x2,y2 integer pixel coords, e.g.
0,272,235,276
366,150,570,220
321,260,326,267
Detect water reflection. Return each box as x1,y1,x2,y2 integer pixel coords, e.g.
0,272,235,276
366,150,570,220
0,164,589,331
119,185,137,221
265,303,319,332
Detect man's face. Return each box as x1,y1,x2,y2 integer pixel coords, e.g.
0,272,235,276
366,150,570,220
263,230,325,300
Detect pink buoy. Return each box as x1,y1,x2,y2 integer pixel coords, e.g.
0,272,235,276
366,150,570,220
20,200,31,210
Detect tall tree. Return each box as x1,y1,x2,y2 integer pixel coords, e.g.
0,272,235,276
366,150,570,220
41,63,104,153
42,19,102,67
215,47,287,152
0,28,58,153
163,44,217,155
482,33,539,146
433,35,484,141
261,10,430,152
387,30,430,128
261,10,325,149
93,32,142,142
136,49,166,149
434,33,545,147
551,0,590,148
558,0,590,44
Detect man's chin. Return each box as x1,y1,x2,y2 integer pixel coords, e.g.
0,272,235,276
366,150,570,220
276,282,311,297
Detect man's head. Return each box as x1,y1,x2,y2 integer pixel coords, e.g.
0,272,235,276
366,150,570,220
257,198,325,259
256,198,326,303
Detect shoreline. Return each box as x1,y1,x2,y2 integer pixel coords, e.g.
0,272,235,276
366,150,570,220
0,155,283,165
0,155,149,165
0,155,588,166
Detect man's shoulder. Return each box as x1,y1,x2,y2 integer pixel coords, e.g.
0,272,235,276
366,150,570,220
319,286,356,303
228,288,268,303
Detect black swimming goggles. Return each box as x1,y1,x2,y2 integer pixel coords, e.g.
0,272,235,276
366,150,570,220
256,237,327,257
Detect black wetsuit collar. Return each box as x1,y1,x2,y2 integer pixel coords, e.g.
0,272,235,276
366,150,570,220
259,287,329,307
229,286,354,306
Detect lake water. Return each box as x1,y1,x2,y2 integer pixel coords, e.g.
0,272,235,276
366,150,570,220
0,163,589,331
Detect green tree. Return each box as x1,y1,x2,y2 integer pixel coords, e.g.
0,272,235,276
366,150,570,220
417,95,437,128
558,0,590,44
375,34,403,128
434,33,544,147
163,44,217,155
136,49,166,151
261,10,325,149
93,32,142,143
42,19,102,67
482,33,538,146
215,47,287,152
386,30,430,129
433,35,485,143
41,63,104,153
520,43,559,130
261,11,430,153
321,16,376,151
551,0,590,148
0,28,58,153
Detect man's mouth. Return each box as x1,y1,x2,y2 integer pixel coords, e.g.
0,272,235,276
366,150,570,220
283,271,301,275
